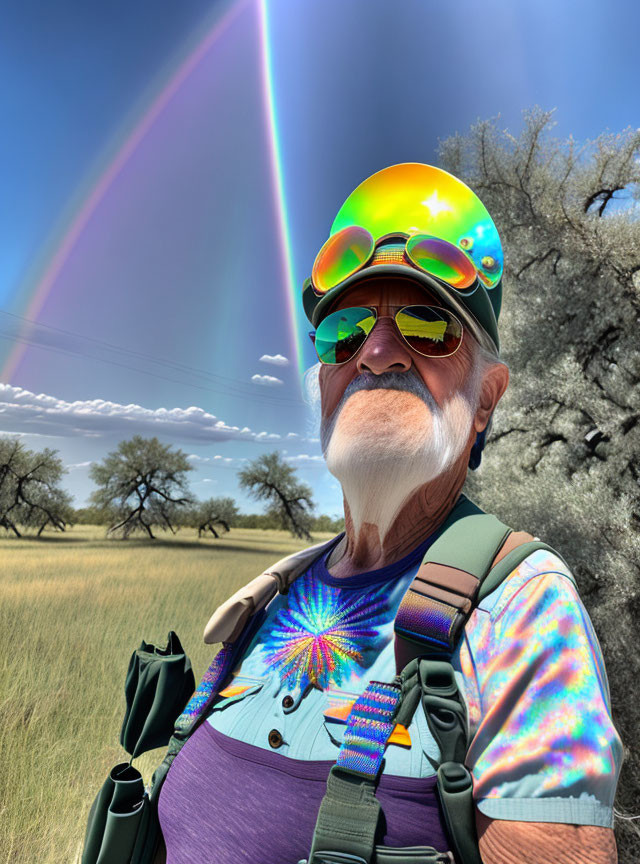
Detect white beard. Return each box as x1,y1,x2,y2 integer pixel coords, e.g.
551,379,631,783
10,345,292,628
324,387,475,543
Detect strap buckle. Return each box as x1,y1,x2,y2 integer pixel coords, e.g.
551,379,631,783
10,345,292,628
308,853,368,864
418,659,458,698
437,760,473,794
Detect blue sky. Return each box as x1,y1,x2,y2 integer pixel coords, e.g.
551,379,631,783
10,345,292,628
1,0,639,516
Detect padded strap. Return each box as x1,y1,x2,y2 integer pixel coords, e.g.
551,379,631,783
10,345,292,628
306,503,568,864
203,535,341,643
419,658,482,864
394,496,511,667
478,539,574,602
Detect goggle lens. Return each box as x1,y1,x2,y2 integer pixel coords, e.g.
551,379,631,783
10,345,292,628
311,226,375,295
314,306,376,364
312,305,462,365
405,234,476,291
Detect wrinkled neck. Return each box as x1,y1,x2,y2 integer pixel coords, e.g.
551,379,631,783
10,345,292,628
327,448,470,578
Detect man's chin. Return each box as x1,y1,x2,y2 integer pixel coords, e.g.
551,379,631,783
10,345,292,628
323,390,435,462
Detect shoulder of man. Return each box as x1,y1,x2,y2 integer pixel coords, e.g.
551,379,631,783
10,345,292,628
465,536,623,831
478,530,577,619
202,536,339,644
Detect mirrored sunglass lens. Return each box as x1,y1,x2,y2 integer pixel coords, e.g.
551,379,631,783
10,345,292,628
396,306,462,357
405,235,476,291
314,307,376,364
312,226,375,294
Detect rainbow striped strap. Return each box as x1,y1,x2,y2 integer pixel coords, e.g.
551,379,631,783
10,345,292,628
335,681,402,779
173,642,235,733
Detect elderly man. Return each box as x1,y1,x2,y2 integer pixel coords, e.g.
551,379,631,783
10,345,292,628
155,164,622,864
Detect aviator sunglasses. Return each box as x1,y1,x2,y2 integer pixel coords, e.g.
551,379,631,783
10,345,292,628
309,305,463,365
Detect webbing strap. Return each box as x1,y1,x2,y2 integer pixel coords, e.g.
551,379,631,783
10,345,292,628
309,769,382,864
149,609,266,804
309,682,403,863
336,682,402,777
173,643,235,734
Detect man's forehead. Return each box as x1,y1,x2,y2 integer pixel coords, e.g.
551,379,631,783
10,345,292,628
330,276,441,310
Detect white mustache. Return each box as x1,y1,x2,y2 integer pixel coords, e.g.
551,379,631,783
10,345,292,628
320,370,438,454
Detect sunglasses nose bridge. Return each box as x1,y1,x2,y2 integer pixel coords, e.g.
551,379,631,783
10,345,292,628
355,314,414,375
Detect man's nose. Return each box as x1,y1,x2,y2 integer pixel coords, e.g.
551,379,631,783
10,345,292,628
356,317,412,375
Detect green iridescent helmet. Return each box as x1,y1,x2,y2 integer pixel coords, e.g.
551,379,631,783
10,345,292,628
302,162,504,354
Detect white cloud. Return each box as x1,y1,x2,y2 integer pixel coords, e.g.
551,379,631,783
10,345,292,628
259,354,289,367
285,454,325,466
0,383,285,444
251,374,283,387
187,454,248,466
66,461,94,470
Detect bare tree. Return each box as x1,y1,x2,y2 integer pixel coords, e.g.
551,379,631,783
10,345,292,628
181,496,239,538
440,107,640,856
0,437,73,536
89,435,193,538
238,451,315,540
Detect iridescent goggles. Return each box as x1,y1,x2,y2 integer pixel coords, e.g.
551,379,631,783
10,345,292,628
310,305,463,365
310,226,479,296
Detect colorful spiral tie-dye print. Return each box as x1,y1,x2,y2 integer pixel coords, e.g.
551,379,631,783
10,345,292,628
261,577,388,689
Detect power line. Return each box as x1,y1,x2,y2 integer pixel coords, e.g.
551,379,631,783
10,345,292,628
0,308,305,407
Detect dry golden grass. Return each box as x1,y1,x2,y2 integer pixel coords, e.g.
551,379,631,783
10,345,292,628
0,524,319,863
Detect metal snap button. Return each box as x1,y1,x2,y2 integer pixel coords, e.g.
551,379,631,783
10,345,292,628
268,729,283,748
282,695,294,709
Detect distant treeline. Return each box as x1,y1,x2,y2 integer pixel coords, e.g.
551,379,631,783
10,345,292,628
0,435,336,540
72,505,344,534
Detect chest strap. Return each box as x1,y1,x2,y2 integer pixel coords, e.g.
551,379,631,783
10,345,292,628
307,669,452,864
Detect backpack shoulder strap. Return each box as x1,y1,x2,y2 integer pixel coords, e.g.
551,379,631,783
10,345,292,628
394,494,513,670
407,521,569,864
306,499,567,864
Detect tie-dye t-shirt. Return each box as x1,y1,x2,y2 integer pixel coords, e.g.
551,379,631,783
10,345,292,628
201,535,622,827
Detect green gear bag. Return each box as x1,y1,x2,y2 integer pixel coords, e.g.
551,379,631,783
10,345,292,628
81,631,196,864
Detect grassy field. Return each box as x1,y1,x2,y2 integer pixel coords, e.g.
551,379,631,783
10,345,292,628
0,524,322,863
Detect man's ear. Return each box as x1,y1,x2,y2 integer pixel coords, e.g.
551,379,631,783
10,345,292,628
473,361,509,434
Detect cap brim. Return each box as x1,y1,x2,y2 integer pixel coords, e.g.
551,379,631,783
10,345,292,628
306,263,500,355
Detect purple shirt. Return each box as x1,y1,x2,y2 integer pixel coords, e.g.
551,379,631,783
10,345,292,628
158,721,448,863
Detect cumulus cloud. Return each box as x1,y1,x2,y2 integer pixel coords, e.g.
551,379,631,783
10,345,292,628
188,454,247,466
251,374,284,387
0,383,285,444
285,454,325,466
259,354,289,367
